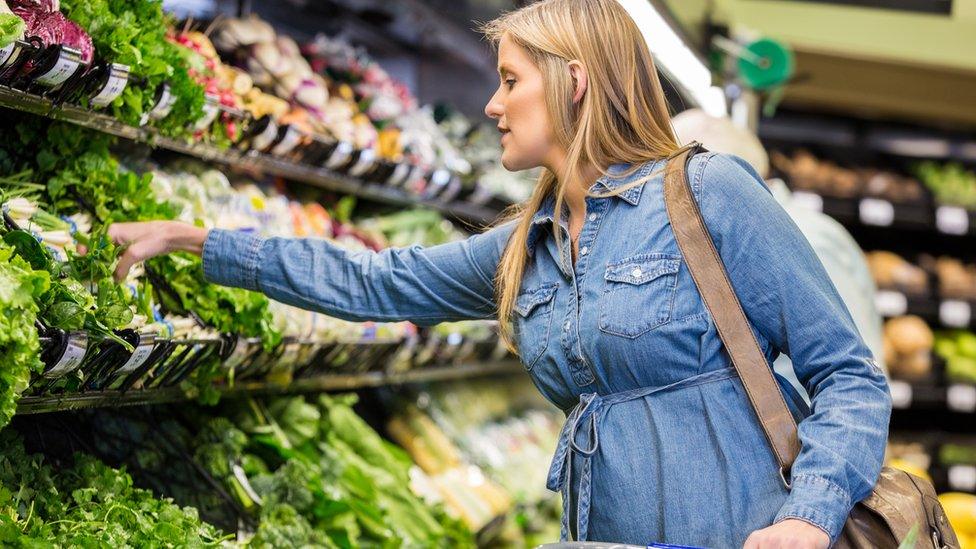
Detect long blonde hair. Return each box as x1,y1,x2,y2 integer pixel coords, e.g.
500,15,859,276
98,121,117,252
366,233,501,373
483,0,682,351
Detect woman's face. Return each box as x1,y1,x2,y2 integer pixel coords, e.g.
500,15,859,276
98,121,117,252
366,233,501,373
485,34,556,172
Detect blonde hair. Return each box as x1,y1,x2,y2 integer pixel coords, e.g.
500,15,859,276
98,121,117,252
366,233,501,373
483,0,682,352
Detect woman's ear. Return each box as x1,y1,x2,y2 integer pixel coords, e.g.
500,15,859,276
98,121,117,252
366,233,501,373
568,60,588,104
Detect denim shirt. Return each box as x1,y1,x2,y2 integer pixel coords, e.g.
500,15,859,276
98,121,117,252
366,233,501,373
203,152,891,547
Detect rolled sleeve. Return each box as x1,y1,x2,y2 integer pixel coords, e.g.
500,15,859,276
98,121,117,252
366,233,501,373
201,223,514,325
202,228,265,291
774,474,852,542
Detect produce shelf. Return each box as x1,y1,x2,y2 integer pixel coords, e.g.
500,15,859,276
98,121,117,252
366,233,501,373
0,86,506,225
16,358,525,415
875,290,976,330
789,190,976,238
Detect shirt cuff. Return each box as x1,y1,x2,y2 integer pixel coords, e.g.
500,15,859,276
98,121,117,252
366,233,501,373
774,474,853,543
201,228,265,292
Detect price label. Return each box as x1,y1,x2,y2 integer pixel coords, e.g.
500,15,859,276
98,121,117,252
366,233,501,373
251,120,279,151
44,332,88,378
940,300,972,328
386,162,411,187
859,198,895,226
116,340,155,375
34,49,82,88
936,206,969,235
947,383,976,413
792,191,824,213
223,338,253,371
193,97,221,130
875,290,908,317
146,84,176,121
948,465,976,492
0,42,18,68
888,380,913,409
90,64,130,108
325,141,354,169
348,148,377,177
271,125,302,156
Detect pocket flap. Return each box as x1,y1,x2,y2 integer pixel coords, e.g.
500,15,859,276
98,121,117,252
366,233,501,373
515,284,558,317
605,255,680,285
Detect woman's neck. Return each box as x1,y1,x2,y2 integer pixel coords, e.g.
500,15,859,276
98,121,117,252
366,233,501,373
548,152,602,219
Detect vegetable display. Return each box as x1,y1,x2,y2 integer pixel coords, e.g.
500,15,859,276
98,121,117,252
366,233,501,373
192,394,476,547
0,430,231,546
59,0,206,133
916,161,976,210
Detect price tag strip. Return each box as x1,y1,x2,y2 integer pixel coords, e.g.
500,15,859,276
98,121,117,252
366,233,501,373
271,125,303,156
386,162,411,187
325,141,354,170
90,63,130,108
193,97,221,131
347,148,377,177
251,120,279,152
859,198,895,227
145,84,176,122
44,332,89,379
936,206,970,235
34,47,84,88
875,290,908,317
114,335,157,375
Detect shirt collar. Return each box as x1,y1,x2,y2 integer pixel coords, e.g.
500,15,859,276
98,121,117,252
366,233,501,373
525,159,661,255
589,159,659,206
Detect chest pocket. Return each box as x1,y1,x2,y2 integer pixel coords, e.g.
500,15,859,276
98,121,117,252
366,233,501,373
599,254,681,338
514,283,558,371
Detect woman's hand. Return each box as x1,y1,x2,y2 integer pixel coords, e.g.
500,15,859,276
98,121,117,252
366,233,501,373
107,221,209,281
743,519,830,549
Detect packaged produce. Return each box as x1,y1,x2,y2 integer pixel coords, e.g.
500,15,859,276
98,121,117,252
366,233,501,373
883,315,933,380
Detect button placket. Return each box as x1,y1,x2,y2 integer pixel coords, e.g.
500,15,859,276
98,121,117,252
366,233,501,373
560,197,607,386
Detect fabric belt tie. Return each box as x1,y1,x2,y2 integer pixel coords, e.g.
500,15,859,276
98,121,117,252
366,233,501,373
546,367,739,541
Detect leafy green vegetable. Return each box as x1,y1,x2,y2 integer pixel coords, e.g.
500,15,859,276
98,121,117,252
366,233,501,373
149,253,281,349
0,431,231,546
0,244,49,428
0,13,24,48
60,0,205,135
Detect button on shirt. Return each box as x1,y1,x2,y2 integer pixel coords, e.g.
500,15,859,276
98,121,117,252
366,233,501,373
203,153,891,546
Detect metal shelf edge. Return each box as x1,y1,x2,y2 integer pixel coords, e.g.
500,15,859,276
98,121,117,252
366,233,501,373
15,360,525,415
0,86,505,225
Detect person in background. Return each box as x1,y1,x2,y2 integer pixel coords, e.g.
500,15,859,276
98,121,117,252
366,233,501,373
672,107,886,406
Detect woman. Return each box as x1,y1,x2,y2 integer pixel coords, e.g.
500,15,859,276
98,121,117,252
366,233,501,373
109,0,891,547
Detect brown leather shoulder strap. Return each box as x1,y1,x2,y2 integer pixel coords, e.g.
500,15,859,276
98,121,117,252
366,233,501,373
663,144,801,476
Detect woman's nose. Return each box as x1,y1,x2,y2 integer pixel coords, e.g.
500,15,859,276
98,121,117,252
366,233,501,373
485,90,503,119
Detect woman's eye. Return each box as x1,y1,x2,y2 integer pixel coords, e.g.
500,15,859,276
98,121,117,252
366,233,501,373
505,78,516,90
